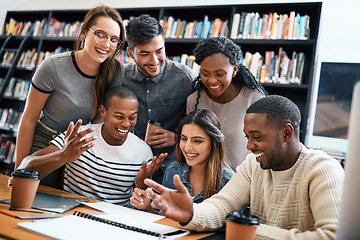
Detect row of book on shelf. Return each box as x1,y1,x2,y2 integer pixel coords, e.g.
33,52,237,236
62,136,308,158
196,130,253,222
3,17,83,38
0,108,22,132
3,16,134,38
119,46,304,84
3,16,139,38
3,10,310,41
153,10,310,40
1,46,70,69
0,135,16,166
3,78,31,100
169,48,305,85
230,11,310,40
160,15,229,39
1,47,304,85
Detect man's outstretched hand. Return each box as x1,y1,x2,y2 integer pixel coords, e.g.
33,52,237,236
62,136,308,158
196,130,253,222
145,175,194,224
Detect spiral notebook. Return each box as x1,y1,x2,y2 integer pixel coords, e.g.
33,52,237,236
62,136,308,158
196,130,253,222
18,211,189,239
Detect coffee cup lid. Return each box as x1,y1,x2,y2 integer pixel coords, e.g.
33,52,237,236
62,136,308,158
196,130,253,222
226,211,259,226
12,169,42,180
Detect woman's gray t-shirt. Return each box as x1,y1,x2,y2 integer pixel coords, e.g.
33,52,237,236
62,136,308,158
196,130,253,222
32,51,121,132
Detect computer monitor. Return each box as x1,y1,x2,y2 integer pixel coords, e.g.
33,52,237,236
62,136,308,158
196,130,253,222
306,57,360,154
336,82,360,239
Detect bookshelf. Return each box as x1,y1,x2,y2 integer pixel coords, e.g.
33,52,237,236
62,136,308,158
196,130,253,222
0,2,322,174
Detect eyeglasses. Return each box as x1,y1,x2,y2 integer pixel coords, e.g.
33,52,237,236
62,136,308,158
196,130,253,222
88,27,123,49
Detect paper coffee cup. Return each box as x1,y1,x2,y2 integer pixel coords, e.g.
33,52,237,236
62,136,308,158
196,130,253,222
226,211,259,240
145,120,162,143
10,169,42,209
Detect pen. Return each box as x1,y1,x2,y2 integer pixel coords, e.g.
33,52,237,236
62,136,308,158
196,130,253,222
0,209,17,218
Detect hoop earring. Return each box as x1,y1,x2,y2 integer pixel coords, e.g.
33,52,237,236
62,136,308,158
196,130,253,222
80,39,85,49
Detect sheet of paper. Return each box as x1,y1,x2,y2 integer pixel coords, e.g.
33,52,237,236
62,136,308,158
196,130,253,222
18,215,160,240
82,201,164,222
18,213,189,240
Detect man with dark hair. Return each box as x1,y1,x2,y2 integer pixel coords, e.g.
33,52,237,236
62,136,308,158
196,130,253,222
19,86,167,206
118,14,195,182
145,95,344,239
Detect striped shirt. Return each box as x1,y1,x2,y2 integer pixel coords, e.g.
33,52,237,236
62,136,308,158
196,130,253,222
51,123,153,206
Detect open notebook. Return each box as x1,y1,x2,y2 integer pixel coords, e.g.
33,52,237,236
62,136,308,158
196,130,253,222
0,192,89,213
18,211,189,239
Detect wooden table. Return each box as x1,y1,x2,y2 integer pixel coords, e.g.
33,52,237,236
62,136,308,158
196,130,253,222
0,174,211,239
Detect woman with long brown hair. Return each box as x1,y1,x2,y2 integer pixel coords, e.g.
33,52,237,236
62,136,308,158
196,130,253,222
131,109,234,212
13,5,125,188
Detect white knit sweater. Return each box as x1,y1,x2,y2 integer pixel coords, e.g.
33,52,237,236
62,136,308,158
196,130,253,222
184,145,344,239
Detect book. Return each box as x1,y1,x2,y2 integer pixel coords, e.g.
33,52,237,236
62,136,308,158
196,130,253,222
179,20,187,38
304,15,311,39
170,19,179,38
259,13,268,39
18,211,189,239
295,52,305,84
165,16,174,38
270,12,278,39
193,20,203,38
288,11,296,39
265,12,273,39
293,13,301,39
175,20,183,38
250,12,259,39
201,19,211,38
248,52,262,79
242,12,253,39
299,15,306,40
7,18,16,35
230,13,240,38
283,14,290,39
210,18,221,38
219,20,228,37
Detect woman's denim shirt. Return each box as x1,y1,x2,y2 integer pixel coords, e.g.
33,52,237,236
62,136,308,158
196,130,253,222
162,161,234,203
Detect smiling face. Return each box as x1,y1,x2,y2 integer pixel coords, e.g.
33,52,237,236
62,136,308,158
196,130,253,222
179,123,212,169
100,96,138,146
244,113,287,170
200,53,239,100
82,16,121,64
127,34,166,77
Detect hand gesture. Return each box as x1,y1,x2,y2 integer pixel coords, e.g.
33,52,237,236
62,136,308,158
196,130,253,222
136,153,168,186
145,175,194,224
130,188,152,211
146,129,176,148
60,119,96,163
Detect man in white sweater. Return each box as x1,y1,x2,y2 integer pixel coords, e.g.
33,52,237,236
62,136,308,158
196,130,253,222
145,95,344,239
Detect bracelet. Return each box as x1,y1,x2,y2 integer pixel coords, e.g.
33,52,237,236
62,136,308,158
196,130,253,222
135,178,148,190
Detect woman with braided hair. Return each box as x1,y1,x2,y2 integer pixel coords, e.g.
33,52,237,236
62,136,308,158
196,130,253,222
187,36,267,170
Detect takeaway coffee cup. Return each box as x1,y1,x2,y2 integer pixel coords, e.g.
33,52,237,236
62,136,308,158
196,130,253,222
226,211,259,240
145,120,163,143
10,169,42,209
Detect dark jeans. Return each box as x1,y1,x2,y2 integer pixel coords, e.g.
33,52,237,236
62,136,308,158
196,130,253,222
31,121,64,189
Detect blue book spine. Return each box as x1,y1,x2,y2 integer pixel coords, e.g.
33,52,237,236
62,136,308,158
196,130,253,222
299,16,306,39
201,21,211,38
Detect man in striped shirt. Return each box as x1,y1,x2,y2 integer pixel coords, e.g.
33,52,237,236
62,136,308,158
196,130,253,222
19,86,167,206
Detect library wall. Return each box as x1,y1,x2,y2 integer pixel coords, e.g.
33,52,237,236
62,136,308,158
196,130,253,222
0,0,359,65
